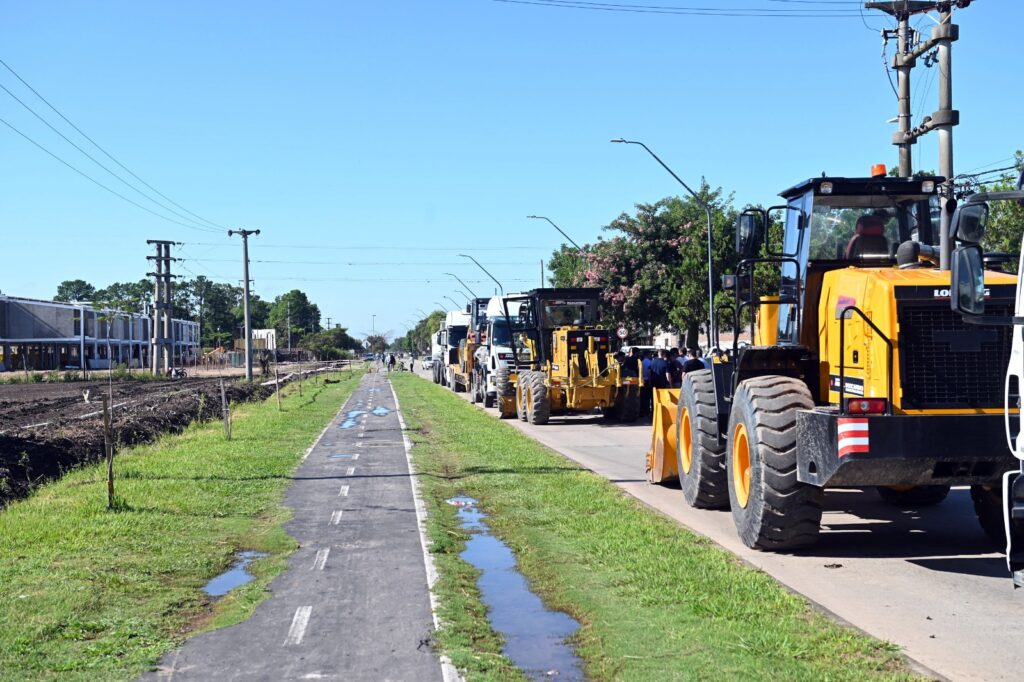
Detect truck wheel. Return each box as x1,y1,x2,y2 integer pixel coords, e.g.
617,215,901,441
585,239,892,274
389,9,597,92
727,375,823,550
876,485,950,507
971,484,1006,549
526,371,550,425
469,371,480,403
516,371,529,421
450,368,465,393
432,362,440,384
676,370,728,509
495,365,513,399
483,377,496,408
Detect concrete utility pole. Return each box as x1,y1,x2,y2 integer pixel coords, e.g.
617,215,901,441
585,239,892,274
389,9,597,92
146,240,178,374
287,301,292,352
228,228,260,380
866,0,966,270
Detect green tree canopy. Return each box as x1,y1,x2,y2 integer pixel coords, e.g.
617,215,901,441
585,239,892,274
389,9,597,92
54,279,96,303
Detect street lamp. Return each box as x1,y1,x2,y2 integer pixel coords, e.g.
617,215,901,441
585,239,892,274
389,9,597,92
458,254,504,296
444,295,462,310
611,138,717,350
527,215,583,252
416,308,429,318
371,314,376,336
444,273,478,298
434,301,447,311
453,289,472,302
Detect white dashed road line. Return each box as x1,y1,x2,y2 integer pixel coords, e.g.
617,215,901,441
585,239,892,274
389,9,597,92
284,606,312,646
339,485,349,497
312,548,330,571
346,466,355,476
330,510,344,525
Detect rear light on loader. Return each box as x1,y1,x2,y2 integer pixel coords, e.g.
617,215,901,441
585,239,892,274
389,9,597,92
846,398,887,415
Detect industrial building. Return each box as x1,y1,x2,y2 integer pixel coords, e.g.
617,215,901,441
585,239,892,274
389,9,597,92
0,294,199,372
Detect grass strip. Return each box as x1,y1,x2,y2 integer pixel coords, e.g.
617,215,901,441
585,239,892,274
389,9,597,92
0,370,362,681
391,373,920,682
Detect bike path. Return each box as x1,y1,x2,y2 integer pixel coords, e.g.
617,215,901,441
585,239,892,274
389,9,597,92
145,372,451,681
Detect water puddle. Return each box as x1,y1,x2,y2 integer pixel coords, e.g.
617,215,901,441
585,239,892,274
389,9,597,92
448,497,584,681
339,409,367,429
203,551,268,597
329,453,357,460
371,406,391,416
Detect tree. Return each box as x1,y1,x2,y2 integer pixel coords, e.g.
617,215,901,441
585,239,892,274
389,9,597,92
981,151,1024,271
94,279,151,313
55,279,96,303
547,245,590,288
268,290,321,349
365,333,389,353
300,326,362,359
554,183,736,349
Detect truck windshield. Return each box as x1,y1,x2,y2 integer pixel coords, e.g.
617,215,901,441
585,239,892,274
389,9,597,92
489,317,523,346
447,326,468,346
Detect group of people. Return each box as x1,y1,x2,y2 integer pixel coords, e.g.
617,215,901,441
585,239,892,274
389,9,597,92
614,346,711,415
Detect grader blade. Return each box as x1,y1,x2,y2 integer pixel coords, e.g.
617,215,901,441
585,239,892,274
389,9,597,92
646,388,680,483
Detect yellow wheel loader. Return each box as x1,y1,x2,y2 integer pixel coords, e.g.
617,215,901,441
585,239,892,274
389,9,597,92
649,171,1018,550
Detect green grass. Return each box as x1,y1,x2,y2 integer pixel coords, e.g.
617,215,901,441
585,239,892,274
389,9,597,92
0,370,362,681
391,373,920,682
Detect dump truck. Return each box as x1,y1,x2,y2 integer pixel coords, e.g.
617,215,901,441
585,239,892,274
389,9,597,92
473,294,530,417
431,310,470,388
949,170,1024,583
647,169,1017,550
504,288,641,425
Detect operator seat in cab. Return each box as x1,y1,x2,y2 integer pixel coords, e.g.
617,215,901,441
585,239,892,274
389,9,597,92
845,214,890,260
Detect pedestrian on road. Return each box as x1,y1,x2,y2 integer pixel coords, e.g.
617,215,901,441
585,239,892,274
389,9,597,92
668,348,683,388
640,351,654,415
387,353,396,372
648,350,673,390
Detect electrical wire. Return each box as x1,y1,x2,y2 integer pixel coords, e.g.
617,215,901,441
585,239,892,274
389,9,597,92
181,242,551,251
0,116,224,233
0,57,228,232
0,81,221,234
489,0,863,16
184,258,539,266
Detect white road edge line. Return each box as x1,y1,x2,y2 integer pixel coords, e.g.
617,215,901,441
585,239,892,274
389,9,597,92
312,548,330,571
388,379,462,682
284,605,312,646
330,510,344,525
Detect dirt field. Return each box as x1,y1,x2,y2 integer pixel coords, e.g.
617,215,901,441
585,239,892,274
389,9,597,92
0,377,274,506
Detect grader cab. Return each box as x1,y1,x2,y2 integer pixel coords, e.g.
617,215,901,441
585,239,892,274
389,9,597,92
505,288,640,425
649,171,1018,550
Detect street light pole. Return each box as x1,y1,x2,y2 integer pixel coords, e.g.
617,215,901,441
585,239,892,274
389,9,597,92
612,138,716,350
444,273,478,298
458,254,504,296
527,215,584,252
444,295,462,310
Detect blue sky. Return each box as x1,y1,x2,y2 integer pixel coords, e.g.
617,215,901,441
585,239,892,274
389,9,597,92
0,1,1017,340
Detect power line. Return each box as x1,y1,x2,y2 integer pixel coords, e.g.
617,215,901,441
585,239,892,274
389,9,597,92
489,0,864,16
0,116,224,233
0,81,221,234
184,258,540,266
181,242,552,251
0,57,227,232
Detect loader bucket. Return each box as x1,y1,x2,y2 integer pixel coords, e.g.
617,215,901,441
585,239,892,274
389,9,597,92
646,388,680,483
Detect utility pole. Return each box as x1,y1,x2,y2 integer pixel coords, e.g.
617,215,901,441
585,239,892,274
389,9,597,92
866,0,966,270
146,240,177,374
287,300,292,352
228,228,260,380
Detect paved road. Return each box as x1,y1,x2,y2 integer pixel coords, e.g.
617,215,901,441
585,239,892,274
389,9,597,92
145,373,450,682
420,367,1022,682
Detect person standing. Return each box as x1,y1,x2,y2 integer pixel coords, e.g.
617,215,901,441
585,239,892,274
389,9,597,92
648,350,673,390
682,348,705,374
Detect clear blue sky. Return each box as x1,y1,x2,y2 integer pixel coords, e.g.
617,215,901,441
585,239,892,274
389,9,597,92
0,1,1017,340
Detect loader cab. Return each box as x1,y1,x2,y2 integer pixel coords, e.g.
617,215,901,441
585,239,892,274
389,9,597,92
511,288,601,365
772,175,943,346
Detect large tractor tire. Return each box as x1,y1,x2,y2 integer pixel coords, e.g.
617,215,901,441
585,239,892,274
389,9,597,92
495,365,513,399
676,370,728,509
726,375,823,551
971,484,1006,549
876,484,950,507
517,371,530,421
525,371,550,425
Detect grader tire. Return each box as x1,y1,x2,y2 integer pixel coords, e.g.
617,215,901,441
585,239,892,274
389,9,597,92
526,371,550,425
675,370,728,509
876,485,950,507
517,371,530,422
495,365,513,399
971,484,1006,549
727,375,823,551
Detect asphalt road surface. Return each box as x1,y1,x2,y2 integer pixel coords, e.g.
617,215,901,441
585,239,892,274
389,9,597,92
419,366,1022,682
144,373,450,682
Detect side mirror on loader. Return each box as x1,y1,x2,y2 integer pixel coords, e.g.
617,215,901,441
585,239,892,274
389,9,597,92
735,210,766,258
952,202,990,243
950,245,986,316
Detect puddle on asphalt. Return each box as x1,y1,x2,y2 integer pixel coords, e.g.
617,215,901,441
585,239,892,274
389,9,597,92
447,497,584,681
329,453,357,460
203,551,268,598
339,409,367,429
371,405,391,416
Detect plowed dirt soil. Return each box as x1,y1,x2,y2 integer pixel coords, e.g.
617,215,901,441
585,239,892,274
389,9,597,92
0,377,274,506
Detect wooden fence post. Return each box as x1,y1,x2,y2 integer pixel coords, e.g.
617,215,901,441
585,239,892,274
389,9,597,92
275,367,282,411
220,378,231,440
102,396,114,509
